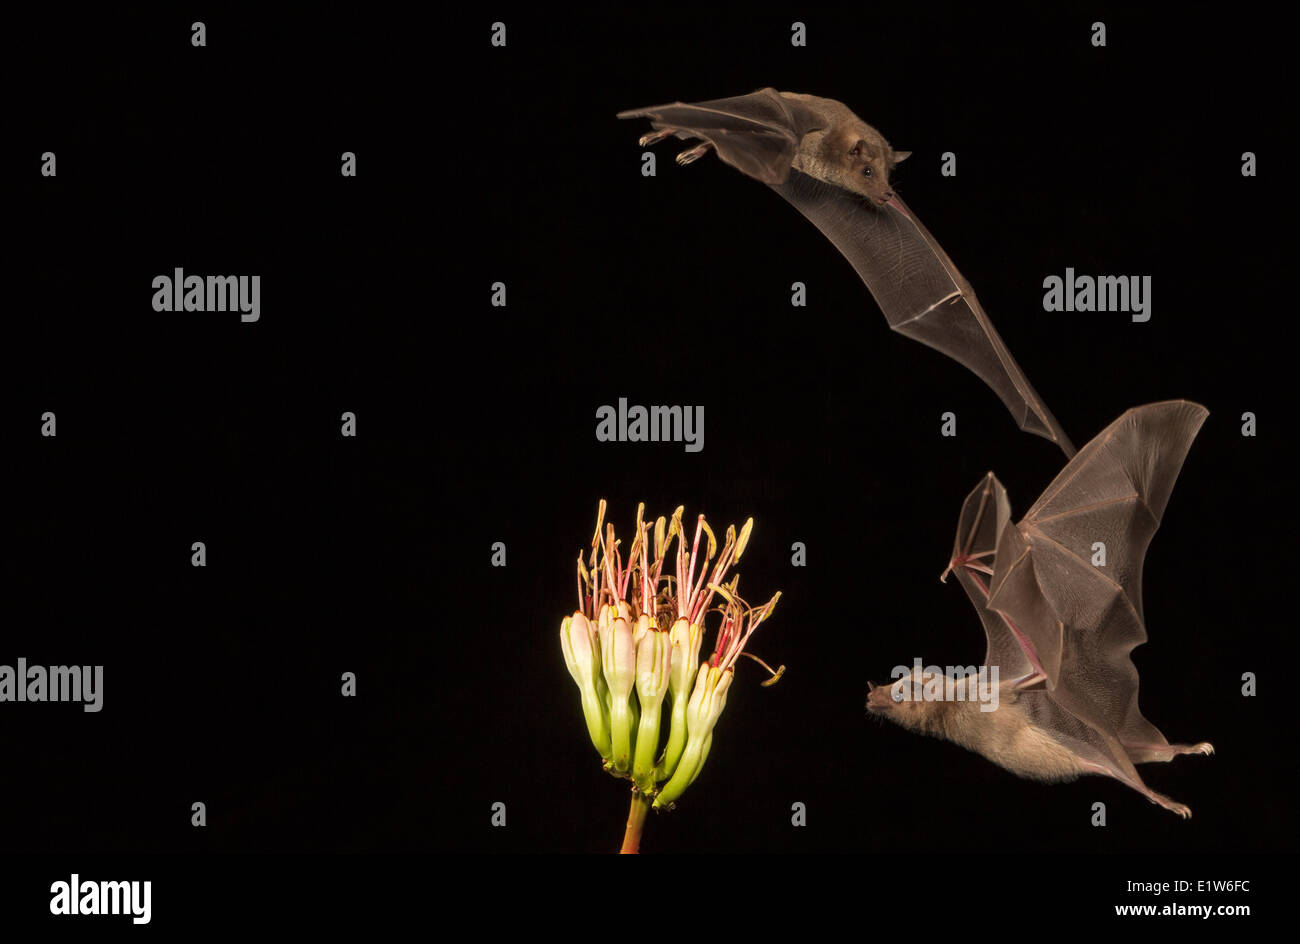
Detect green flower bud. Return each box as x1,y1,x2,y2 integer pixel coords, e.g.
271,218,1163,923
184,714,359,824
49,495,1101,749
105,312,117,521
560,611,611,759
687,733,713,787
632,619,672,792
601,610,637,773
654,664,732,809
655,617,703,782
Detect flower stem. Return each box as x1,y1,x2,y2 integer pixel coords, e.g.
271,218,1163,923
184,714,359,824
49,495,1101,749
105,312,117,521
619,793,652,854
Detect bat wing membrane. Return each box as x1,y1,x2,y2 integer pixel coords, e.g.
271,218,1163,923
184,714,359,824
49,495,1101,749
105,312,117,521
1018,691,1148,787
945,472,1041,682
769,172,1076,455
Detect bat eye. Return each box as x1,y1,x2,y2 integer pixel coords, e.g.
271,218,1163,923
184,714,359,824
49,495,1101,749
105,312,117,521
862,166,873,177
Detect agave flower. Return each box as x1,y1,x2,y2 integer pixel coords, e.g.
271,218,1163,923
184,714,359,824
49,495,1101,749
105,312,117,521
559,500,783,853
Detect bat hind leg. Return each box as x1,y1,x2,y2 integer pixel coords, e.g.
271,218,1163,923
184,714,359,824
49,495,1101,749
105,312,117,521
1080,760,1194,819
676,142,714,165
1145,790,1193,819
1124,740,1215,764
638,128,676,147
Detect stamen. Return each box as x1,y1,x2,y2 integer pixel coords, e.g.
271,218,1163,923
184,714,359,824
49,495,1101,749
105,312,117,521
603,523,620,602
706,581,738,609
592,499,607,553
577,554,588,612
700,519,718,561
684,516,705,614
735,518,754,560
740,651,787,686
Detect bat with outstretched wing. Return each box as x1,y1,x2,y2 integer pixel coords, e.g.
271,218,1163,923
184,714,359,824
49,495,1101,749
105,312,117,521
868,400,1213,817
619,87,1075,456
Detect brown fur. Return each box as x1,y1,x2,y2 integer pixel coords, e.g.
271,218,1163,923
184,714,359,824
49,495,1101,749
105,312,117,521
867,671,1085,783
780,92,909,204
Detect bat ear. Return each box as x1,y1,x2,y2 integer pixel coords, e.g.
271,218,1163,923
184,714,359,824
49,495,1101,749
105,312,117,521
891,150,912,165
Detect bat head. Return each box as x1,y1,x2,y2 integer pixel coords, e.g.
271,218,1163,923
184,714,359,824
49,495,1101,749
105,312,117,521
812,120,910,206
865,668,938,734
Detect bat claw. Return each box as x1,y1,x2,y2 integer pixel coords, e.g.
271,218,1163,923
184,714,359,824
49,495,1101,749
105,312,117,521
1191,741,1215,756
638,127,676,147
676,142,713,165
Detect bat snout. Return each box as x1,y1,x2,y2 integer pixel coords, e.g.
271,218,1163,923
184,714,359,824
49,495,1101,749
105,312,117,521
866,682,894,711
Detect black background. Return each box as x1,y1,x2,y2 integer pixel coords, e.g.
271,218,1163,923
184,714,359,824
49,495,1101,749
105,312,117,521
4,0,1293,899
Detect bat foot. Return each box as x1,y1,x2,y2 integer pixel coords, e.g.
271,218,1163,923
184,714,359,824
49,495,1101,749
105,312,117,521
1150,791,1193,819
676,142,713,165
638,127,676,147
1125,740,1216,763
1158,740,1215,758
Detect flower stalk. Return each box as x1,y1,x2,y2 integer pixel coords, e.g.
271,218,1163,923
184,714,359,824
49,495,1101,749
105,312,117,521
620,793,652,855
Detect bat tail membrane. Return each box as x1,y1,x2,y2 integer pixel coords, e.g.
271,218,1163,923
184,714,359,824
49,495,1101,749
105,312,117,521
769,172,1077,457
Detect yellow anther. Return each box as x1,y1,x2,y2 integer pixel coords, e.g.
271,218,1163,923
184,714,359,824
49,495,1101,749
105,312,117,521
592,499,607,549
700,518,717,560
735,518,754,560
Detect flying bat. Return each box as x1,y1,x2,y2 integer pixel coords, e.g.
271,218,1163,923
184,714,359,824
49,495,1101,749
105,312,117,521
867,400,1213,817
619,87,1075,456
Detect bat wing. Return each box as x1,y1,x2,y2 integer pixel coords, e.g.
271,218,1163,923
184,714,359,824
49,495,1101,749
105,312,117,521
943,472,1041,683
770,171,1075,455
616,87,828,185
946,480,1160,798
621,89,1074,454
986,400,1208,760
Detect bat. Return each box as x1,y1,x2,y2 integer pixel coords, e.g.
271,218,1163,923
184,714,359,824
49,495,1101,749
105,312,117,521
619,87,1076,456
866,400,1214,817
